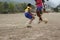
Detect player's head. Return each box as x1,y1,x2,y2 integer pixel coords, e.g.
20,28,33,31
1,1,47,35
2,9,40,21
27,3,32,7
47,0,49,1
35,0,36,1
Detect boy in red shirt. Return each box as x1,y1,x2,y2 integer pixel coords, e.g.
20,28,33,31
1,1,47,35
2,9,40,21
35,0,43,23
35,0,48,23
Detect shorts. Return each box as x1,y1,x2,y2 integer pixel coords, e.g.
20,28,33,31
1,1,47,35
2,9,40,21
36,6,43,14
25,12,32,19
37,6,42,11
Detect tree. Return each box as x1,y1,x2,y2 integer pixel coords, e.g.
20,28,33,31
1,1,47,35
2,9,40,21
16,3,27,12
8,2,15,13
3,2,9,13
16,3,35,12
53,7,58,12
0,2,4,13
0,2,35,13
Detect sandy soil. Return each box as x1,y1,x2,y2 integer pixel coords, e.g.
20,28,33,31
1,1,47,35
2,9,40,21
0,13,60,40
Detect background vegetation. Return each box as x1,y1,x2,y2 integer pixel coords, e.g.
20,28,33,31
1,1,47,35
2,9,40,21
0,2,35,13
0,1,60,14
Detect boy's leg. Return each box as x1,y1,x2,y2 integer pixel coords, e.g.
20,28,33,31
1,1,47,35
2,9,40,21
29,17,35,24
36,6,43,21
25,13,35,27
39,10,43,21
36,10,43,23
26,16,35,28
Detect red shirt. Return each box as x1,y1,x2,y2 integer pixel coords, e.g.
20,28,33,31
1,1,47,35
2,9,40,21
35,0,43,7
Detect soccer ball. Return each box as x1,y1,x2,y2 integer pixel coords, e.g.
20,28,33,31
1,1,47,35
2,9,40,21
43,18,48,24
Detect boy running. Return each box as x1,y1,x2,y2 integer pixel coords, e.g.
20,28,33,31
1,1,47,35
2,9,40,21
35,0,43,23
35,0,48,23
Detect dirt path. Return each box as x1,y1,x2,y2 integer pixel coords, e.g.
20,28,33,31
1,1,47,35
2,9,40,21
0,13,60,40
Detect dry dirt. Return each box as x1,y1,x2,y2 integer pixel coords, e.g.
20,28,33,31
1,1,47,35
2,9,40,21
0,13,60,40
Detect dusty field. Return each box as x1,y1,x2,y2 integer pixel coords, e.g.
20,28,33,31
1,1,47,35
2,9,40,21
0,13,60,40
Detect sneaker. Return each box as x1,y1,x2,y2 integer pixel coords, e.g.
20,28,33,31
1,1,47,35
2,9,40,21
27,25,32,28
26,24,32,28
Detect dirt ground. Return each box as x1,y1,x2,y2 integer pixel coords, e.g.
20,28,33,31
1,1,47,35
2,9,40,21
0,13,60,40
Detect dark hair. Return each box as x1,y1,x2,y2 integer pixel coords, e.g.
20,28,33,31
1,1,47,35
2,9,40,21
35,0,36,1
42,0,45,3
27,3,32,7
47,0,49,1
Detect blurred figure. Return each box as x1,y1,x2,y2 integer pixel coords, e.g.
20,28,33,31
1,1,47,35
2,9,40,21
42,0,49,13
35,0,43,23
24,3,35,28
35,0,48,23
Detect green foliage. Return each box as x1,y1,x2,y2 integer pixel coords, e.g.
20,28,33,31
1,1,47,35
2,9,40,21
0,2,9,13
3,2,9,13
0,2,4,13
0,2,35,13
53,7,59,12
17,3,27,12
8,2,15,12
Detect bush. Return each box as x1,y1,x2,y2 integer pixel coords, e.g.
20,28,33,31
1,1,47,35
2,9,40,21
0,2,35,13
